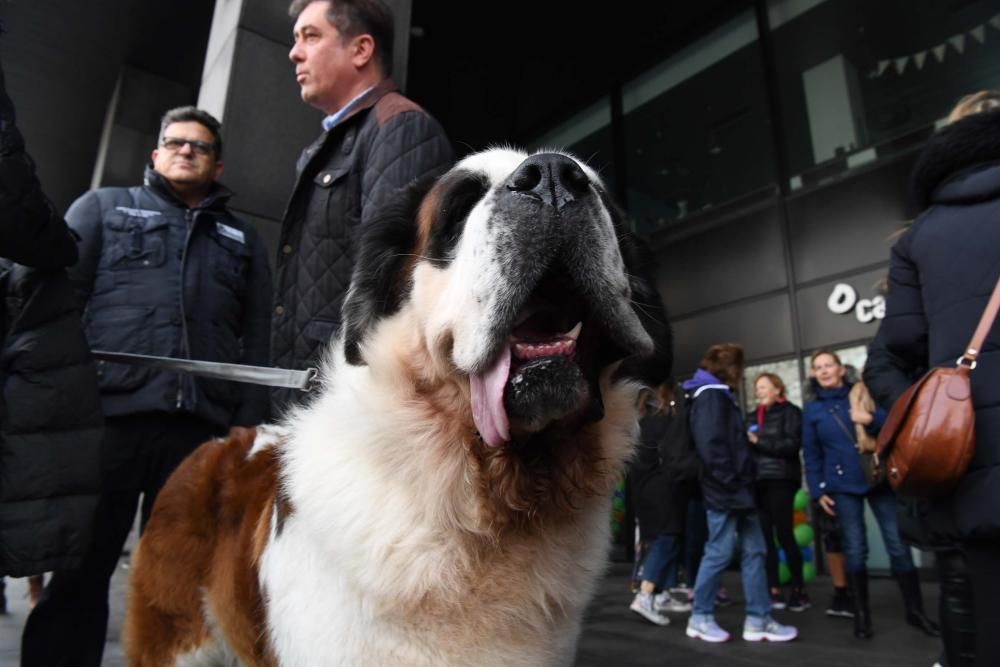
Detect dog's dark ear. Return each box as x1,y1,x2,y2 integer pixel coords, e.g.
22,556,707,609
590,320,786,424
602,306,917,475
342,175,437,365
612,220,673,387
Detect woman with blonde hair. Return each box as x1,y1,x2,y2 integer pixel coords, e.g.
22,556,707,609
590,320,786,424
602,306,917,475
803,349,937,641
865,89,1000,666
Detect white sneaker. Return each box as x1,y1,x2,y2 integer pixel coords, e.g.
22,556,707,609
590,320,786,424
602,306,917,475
686,615,730,642
654,591,692,613
669,583,690,597
630,592,670,626
742,616,798,642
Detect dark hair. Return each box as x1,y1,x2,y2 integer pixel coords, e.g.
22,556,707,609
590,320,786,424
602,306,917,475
752,372,786,398
288,0,394,77
699,343,744,389
158,106,223,158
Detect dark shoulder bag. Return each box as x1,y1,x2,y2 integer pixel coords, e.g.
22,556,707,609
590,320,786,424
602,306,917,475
875,276,1000,497
828,407,884,490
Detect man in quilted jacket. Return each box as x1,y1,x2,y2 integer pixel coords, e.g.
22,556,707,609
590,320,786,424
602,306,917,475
272,0,453,414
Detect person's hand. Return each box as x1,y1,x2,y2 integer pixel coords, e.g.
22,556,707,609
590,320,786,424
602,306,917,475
818,494,836,516
850,405,873,426
747,431,759,445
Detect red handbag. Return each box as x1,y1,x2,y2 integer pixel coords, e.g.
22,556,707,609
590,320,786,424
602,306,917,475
875,276,1000,497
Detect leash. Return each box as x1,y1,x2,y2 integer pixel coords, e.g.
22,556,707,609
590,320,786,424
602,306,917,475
91,350,319,392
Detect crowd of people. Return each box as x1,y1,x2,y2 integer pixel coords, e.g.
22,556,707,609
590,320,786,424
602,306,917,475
0,0,998,665
623,89,1000,666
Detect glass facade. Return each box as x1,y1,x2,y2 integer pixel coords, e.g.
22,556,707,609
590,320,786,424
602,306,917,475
621,10,777,234
768,0,1000,190
532,0,1000,231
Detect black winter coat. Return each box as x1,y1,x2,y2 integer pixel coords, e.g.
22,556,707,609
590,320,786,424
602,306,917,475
745,401,802,482
66,168,272,429
630,394,699,540
0,153,103,577
271,79,453,414
867,108,1000,542
688,379,755,512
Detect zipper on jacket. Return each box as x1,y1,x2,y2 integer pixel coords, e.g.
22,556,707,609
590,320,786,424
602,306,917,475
176,208,195,410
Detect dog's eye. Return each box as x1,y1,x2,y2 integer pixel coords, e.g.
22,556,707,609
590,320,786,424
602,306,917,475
427,177,488,264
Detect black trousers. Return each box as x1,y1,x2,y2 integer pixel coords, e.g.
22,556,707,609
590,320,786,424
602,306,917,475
963,541,1000,667
755,479,803,589
21,412,223,667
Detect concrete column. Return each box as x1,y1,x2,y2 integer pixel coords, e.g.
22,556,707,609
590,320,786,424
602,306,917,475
92,67,193,189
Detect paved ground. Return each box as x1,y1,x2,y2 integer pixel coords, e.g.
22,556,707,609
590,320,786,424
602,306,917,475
0,554,941,666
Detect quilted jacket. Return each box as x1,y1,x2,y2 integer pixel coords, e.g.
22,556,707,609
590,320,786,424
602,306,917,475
0,153,104,576
270,79,452,414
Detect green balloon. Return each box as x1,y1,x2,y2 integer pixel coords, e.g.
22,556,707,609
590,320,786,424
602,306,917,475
802,561,817,584
612,497,625,511
778,561,791,585
794,523,814,547
793,488,809,512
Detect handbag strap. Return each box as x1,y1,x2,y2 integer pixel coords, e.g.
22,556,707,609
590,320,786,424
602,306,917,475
828,407,856,443
959,275,1000,368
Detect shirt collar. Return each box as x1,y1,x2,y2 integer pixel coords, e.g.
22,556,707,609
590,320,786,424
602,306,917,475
322,85,376,131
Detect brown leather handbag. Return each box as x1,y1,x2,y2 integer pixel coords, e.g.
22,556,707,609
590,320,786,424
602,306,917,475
875,276,1000,497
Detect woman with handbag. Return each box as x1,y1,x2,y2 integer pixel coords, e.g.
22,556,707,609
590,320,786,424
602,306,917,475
745,372,808,612
864,90,1000,667
802,350,938,640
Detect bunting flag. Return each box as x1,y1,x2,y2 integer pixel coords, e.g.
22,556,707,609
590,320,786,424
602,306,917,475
869,13,999,78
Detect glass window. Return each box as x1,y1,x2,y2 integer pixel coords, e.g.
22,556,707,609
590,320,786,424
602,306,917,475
767,0,1000,189
530,98,617,196
621,10,779,234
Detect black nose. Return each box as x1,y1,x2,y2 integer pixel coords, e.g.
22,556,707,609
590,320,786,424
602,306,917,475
506,153,591,210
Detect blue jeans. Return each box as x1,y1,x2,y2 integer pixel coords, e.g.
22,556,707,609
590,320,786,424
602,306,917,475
639,534,680,589
692,509,770,618
831,487,915,574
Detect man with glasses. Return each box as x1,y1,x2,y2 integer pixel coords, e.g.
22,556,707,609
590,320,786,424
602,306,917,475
20,106,272,667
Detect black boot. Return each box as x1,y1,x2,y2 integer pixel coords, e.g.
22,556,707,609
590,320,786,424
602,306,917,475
0,577,6,615
847,570,873,639
897,569,941,637
938,549,976,666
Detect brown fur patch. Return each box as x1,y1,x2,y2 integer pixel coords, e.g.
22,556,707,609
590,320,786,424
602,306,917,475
124,427,280,666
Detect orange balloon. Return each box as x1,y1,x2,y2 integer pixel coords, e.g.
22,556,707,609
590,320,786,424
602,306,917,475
793,510,808,525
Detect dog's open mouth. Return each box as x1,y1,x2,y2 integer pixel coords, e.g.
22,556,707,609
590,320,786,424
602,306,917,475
471,273,616,447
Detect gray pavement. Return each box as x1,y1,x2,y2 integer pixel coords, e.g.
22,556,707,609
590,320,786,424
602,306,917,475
0,554,942,666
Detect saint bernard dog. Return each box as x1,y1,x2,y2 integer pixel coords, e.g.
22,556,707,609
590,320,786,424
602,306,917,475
124,147,671,666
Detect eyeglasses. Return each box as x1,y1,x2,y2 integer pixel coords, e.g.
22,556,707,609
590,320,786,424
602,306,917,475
160,137,216,156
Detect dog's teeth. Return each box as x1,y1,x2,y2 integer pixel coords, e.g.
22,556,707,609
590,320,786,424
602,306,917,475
564,322,583,341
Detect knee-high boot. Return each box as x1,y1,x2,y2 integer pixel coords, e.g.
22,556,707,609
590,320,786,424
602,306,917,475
847,570,873,639
897,569,941,637
938,549,976,666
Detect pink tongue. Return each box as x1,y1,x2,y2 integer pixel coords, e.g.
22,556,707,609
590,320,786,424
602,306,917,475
471,345,511,447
